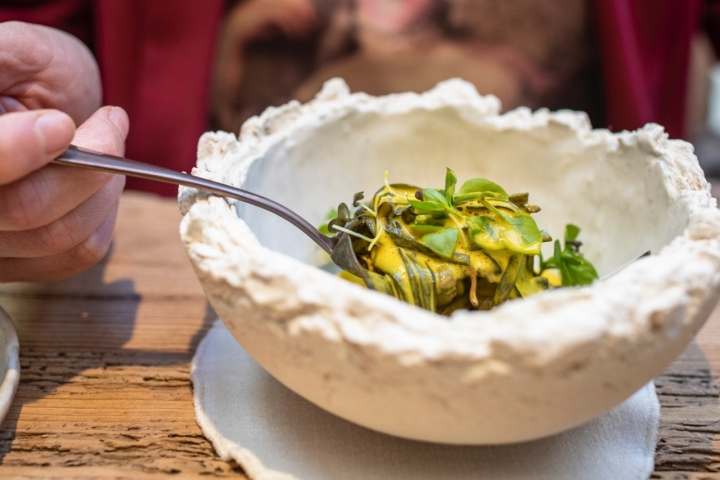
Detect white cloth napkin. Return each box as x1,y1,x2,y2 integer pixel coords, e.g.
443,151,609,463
192,320,660,480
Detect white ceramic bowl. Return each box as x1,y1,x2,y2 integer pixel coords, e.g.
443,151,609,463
179,79,720,444
0,307,20,424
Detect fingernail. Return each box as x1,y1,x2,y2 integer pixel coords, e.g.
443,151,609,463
108,107,129,136
35,112,74,154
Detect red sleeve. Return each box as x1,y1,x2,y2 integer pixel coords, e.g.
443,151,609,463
594,0,702,139
95,0,225,196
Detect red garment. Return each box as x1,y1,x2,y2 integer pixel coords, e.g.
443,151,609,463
594,0,702,139
0,0,707,195
94,1,224,194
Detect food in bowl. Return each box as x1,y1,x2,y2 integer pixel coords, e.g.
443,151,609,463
325,169,597,315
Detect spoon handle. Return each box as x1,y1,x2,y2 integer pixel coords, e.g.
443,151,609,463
53,145,335,254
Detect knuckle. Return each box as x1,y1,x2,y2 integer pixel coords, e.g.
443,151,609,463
69,229,111,268
36,213,83,256
2,21,32,44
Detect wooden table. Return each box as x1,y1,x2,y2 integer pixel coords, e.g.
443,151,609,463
0,191,718,479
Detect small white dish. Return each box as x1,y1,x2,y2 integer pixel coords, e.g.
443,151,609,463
0,307,20,424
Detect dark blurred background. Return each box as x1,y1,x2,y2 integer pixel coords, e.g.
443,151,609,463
2,0,720,194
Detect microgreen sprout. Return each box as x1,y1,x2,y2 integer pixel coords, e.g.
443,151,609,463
331,224,374,243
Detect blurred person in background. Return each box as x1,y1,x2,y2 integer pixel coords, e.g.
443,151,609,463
0,0,710,281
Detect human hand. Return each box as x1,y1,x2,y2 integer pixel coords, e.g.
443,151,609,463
0,22,128,282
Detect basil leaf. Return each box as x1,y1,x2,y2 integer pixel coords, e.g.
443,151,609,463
408,199,444,214
407,188,454,215
421,227,458,258
444,168,457,203
501,213,543,255
560,248,598,286
565,224,580,243
456,177,509,201
408,188,451,214
538,224,598,287
467,211,541,255
424,188,449,204
467,215,503,251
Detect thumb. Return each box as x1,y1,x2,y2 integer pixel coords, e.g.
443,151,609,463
0,109,75,186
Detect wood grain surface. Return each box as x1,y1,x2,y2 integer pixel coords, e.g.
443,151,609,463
0,190,718,479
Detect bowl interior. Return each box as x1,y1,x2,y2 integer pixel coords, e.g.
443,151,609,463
235,107,683,277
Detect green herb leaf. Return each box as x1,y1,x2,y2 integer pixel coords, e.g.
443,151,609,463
318,207,338,237
553,240,572,286
467,211,542,255
565,224,580,243
408,188,449,215
407,199,443,214
467,215,502,251
560,251,599,286
408,188,452,215
421,227,459,258
319,224,332,236
501,213,543,255
540,224,599,287
455,177,509,202
424,188,449,204
444,168,457,204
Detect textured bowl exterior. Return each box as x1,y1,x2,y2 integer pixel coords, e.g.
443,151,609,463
179,79,720,444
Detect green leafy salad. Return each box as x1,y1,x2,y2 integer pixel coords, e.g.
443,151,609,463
323,169,598,316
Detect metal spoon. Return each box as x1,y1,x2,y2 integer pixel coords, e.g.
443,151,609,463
53,145,336,254
54,145,646,285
